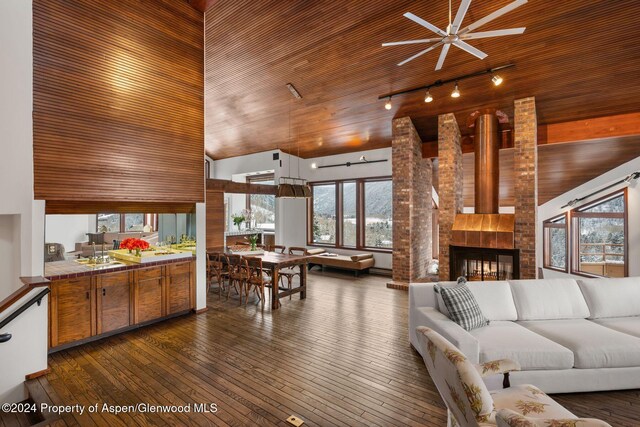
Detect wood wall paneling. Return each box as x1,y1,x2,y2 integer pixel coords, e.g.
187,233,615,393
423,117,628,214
206,189,225,249
33,0,204,205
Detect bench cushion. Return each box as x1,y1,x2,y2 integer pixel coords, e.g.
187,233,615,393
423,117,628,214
309,254,374,270
470,321,574,370
518,319,640,369
578,277,640,319
509,279,590,320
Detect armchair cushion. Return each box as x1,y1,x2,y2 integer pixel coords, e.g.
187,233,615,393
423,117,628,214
496,408,612,427
491,385,575,420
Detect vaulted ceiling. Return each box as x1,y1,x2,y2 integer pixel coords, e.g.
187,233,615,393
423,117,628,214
202,0,640,160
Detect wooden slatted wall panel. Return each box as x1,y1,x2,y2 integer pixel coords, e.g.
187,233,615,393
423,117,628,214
33,0,204,205
205,190,224,249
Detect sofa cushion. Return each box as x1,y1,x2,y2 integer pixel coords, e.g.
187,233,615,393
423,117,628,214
509,279,590,320
350,253,373,262
436,281,518,321
469,321,574,370
577,277,640,319
592,317,640,339
518,319,640,369
435,284,490,331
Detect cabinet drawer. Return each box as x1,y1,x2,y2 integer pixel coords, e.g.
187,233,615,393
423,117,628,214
168,261,191,276
137,266,163,281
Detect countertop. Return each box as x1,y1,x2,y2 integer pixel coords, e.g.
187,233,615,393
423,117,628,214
44,256,195,281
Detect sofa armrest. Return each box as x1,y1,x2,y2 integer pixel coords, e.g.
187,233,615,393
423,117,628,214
496,409,612,427
474,359,521,377
410,306,479,363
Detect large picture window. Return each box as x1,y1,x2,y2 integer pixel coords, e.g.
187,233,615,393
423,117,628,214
571,190,627,278
97,213,157,233
543,214,567,272
308,177,392,251
246,174,276,230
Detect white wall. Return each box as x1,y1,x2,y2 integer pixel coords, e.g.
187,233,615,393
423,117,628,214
538,155,640,278
45,215,95,253
0,0,48,403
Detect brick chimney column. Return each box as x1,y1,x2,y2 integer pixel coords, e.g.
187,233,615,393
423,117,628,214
514,97,539,279
438,113,463,281
392,117,433,284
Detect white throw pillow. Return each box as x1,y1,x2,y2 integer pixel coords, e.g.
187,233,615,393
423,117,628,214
435,281,518,321
578,277,640,319
509,279,590,320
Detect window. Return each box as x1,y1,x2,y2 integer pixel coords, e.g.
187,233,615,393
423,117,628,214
97,213,121,232
312,184,337,244
543,214,567,272
363,180,393,248
97,213,157,233
246,174,276,230
571,190,627,278
124,214,144,231
308,177,392,251
342,182,357,247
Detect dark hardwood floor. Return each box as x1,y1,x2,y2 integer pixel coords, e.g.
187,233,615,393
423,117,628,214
5,271,639,426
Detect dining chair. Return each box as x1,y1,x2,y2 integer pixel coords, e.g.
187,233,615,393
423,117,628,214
245,257,272,307
207,251,228,299
279,247,307,299
225,254,248,305
271,244,286,253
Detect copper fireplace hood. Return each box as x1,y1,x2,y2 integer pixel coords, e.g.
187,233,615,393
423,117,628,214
451,109,515,249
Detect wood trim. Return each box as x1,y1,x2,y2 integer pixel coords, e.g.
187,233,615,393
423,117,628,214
207,179,277,195
46,201,196,215
0,280,50,316
542,213,568,273
194,307,209,314
25,368,50,381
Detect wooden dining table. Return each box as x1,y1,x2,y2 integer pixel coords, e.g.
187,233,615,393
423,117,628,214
208,248,310,309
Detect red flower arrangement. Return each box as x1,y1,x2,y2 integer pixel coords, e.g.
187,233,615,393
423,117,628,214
120,238,150,254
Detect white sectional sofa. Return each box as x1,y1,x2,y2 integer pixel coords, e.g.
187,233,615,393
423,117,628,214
409,277,640,393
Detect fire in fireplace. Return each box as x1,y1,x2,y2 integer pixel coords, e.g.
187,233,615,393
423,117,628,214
450,246,519,281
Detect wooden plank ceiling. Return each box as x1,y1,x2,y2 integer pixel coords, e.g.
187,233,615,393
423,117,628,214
456,135,640,206
203,0,640,160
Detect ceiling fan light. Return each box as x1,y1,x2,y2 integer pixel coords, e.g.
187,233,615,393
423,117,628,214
492,75,503,86
424,90,433,103
451,83,460,98
384,97,392,110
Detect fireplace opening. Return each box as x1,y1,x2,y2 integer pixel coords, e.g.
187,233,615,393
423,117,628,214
450,245,519,281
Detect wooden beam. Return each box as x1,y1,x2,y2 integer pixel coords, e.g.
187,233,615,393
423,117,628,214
206,179,277,195
422,113,640,158
45,201,195,214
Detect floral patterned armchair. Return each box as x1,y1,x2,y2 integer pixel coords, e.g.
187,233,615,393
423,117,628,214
416,326,612,427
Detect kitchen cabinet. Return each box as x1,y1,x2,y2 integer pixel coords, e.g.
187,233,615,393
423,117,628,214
97,271,131,334
134,266,164,323
49,277,94,347
166,261,191,314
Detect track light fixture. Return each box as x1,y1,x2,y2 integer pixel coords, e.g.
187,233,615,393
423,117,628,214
424,90,433,103
310,162,318,169
451,82,460,98
378,63,514,108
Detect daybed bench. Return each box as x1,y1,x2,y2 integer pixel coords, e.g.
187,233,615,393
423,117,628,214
307,248,374,276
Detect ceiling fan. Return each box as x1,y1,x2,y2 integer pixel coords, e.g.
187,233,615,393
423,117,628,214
383,0,527,70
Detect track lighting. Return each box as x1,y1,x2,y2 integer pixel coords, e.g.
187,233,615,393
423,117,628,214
424,90,433,103
492,75,503,86
310,162,318,169
384,97,392,110
451,82,460,98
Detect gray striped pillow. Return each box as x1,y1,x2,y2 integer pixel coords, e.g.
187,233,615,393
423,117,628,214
435,283,489,331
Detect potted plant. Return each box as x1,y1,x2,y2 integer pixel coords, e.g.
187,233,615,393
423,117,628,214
247,234,259,251
231,212,245,231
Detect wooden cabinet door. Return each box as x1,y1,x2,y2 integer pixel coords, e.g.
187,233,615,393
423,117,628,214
167,262,191,314
97,271,131,334
50,277,94,347
135,266,164,323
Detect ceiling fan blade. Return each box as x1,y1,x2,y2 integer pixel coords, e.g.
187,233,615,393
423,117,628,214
460,27,526,40
382,38,443,47
397,41,444,66
435,44,450,70
458,0,528,35
450,0,472,34
452,40,487,59
403,12,447,37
